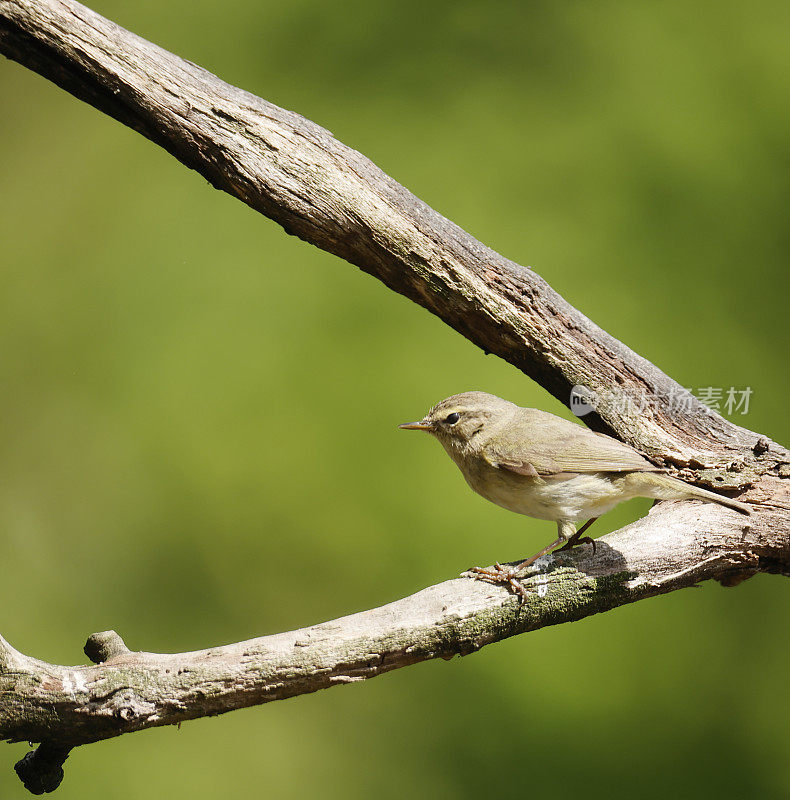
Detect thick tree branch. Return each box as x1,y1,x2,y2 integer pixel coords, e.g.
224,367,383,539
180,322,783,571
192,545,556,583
2,490,788,790
1,0,788,793
1,0,786,477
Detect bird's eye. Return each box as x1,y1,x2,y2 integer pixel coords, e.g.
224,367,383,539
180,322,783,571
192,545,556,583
445,412,460,425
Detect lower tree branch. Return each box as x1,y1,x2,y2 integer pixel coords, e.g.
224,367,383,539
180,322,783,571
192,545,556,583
2,478,788,791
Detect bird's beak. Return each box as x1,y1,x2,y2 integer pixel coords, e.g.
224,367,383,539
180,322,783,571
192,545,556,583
398,419,433,431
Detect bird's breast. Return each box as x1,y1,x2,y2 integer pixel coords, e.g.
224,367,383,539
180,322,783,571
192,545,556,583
454,455,554,520
454,455,628,523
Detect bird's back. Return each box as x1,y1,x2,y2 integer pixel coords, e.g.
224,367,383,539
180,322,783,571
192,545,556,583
481,407,660,476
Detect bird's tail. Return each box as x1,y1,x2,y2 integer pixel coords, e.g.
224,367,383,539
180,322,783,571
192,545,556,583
630,473,751,515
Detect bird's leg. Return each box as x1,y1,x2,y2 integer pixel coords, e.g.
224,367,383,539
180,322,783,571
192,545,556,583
557,517,599,553
466,533,565,602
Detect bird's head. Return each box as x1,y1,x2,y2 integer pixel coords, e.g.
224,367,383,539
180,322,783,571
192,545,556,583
399,391,516,452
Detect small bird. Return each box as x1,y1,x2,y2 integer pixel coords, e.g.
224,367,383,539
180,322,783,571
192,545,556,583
400,391,750,599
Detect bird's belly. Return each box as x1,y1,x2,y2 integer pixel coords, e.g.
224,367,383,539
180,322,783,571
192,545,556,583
468,470,628,523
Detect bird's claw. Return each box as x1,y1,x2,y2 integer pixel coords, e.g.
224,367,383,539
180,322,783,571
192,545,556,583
465,562,533,603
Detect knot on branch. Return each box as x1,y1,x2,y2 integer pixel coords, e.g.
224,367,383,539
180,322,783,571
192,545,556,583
14,742,71,795
84,630,130,664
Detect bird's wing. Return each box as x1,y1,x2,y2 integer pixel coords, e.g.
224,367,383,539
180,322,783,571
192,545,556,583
485,410,661,476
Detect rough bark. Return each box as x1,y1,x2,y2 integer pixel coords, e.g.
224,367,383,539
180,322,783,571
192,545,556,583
2,492,788,788
0,0,788,794
1,0,786,477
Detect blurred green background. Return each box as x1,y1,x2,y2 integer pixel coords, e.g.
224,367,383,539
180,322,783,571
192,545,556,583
2,0,788,797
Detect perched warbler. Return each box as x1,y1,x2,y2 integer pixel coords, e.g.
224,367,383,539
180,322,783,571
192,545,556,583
400,391,750,599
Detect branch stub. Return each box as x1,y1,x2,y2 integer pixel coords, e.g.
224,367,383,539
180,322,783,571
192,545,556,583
84,630,130,663
14,743,71,795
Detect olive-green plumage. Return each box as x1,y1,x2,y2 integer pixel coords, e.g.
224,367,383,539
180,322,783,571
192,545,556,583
400,391,750,550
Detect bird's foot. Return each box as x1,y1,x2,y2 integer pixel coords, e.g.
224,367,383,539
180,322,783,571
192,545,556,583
555,518,598,554
556,533,596,554
465,562,533,603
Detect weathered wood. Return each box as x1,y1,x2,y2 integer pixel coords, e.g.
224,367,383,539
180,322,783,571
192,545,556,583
1,492,787,750
1,0,785,476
